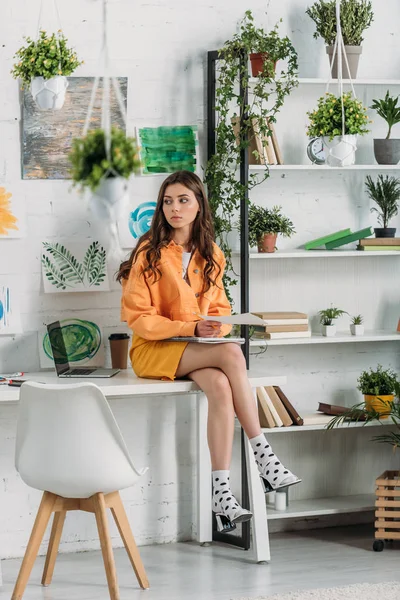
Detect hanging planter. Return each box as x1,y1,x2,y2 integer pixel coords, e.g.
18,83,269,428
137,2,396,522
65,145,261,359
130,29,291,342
307,92,370,167
11,30,82,111
68,127,141,218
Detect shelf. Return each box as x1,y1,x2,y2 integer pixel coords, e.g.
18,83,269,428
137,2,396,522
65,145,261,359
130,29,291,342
266,493,375,520
259,419,393,434
237,250,400,258
249,164,400,171
250,77,400,86
250,330,400,347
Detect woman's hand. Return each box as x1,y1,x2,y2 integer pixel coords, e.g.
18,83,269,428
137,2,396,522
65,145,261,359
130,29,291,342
195,320,222,338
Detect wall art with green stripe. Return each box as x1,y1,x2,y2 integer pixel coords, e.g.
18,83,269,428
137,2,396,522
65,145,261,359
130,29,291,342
137,125,198,174
41,241,110,293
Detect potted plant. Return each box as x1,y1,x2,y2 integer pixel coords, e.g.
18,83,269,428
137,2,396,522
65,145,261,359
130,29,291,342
318,306,347,336
365,175,400,238
248,204,295,253
11,30,82,111
69,127,141,217
205,10,298,301
350,314,364,336
306,92,370,166
370,92,400,165
306,0,374,79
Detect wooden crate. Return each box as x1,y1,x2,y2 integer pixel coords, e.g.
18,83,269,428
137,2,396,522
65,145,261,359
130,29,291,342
375,471,400,541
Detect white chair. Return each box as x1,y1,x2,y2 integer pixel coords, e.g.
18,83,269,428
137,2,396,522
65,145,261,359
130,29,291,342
12,381,149,600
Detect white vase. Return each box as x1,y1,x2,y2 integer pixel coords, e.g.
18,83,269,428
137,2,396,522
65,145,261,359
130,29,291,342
323,134,357,167
350,324,364,336
90,176,128,220
30,76,68,111
322,324,336,337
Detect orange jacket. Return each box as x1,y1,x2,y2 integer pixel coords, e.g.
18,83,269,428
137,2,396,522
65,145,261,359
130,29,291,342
121,240,232,341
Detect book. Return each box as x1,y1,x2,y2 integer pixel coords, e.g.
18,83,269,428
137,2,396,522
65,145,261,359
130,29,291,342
259,119,277,165
257,389,276,428
357,245,400,251
304,229,351,251
252,311,308,321
232,117,261,165
318,402,350,416
257,386,283,427
274,387,304,426
359,237,400,246
263,331,311,339
165,337,245,344
302,413,335,426
253,318,309,326
265,386,293,427
254,324,309,333
325,227,374,249
267,119,284,165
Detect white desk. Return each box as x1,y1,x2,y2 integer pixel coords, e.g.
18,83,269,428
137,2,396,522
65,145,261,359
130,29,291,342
0,369,286,572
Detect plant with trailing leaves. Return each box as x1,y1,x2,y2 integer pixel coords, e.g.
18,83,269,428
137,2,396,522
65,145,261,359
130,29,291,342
306,0,373,46
42,241,106,290
11,30,82,87
69,127,141,192
248,204,295,247
318,306,347,326
365,175,400,229
307,92,370,140
204,10,298,301
350,314,363,325
371,91,400,140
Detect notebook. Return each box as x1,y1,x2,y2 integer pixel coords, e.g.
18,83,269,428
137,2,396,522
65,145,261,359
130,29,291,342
165,337,245,344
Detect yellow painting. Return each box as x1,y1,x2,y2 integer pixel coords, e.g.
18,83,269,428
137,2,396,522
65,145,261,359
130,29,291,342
0,187,18,236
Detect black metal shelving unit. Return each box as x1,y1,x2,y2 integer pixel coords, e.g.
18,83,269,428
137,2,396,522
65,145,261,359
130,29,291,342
207,49,251,551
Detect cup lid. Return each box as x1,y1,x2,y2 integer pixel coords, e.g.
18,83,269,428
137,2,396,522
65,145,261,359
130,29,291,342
108,333,130,340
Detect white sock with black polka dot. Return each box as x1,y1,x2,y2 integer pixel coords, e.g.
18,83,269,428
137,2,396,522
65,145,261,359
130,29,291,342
212,470,244,521
249,433,299,490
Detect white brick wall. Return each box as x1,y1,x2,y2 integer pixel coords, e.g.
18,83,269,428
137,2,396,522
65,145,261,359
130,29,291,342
1,0,400,557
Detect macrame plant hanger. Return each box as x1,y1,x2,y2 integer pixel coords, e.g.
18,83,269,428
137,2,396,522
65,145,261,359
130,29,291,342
31,0,68,110
324,0,357,166
82,0,129,259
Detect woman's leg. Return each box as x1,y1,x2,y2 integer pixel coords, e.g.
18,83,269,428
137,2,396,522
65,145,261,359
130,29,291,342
177,343,300,491
187,367,235,470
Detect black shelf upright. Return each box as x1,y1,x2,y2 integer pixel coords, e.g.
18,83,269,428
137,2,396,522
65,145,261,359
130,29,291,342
207,49,251,551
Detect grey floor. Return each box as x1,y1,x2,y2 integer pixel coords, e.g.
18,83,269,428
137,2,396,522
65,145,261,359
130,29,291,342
1,525,400,600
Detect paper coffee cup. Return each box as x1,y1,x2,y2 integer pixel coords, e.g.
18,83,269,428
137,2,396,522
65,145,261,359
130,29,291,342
108,333,130,369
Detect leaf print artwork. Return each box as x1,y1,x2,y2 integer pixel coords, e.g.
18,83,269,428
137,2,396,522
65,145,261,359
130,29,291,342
41,241,110,293
0,187,18,236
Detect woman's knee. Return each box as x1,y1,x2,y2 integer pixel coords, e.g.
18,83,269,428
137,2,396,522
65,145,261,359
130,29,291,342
219,343,246,370
208,369,232,398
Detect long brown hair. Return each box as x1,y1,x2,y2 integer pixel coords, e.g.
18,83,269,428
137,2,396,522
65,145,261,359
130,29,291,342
116,171,221,291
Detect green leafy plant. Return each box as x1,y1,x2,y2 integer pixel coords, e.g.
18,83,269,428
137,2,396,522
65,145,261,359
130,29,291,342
69,127,141,192
370,91,400,140
365,174,400,229
306,0,373,46
350,314,363,325
318,306,347,326
248,204,295,247
307,92,370,140
204,10,298,302
357,364,397,396
11,30,82,87
42,241,106,290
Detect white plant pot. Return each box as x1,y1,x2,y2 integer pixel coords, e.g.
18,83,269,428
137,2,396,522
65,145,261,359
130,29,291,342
90,176,128,220
323,134,357,167
30,76,68,111
350,324,364,336
322,324,336,337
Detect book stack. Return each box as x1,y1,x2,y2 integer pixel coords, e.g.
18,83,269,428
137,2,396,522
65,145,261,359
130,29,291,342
304,227,374,250
357,238,400,252
257,386,304,428
252,311,311,340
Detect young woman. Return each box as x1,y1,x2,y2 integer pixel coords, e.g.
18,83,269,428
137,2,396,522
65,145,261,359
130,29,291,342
118,170,300,532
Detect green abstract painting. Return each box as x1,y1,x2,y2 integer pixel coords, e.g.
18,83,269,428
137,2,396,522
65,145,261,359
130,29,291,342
40,318,104,367
138,126,198,174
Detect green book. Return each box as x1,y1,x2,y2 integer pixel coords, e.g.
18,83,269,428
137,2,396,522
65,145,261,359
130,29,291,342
325,227,374,249
304,229,351,250
357,245,400,251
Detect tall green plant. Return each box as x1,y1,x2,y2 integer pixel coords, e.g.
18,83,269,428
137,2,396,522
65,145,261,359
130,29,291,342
365,175,400,229
306,0,374,46
204,10,298,301
371,91,400,140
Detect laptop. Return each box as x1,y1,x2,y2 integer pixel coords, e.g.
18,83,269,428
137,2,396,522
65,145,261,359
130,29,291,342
47,321,120,378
